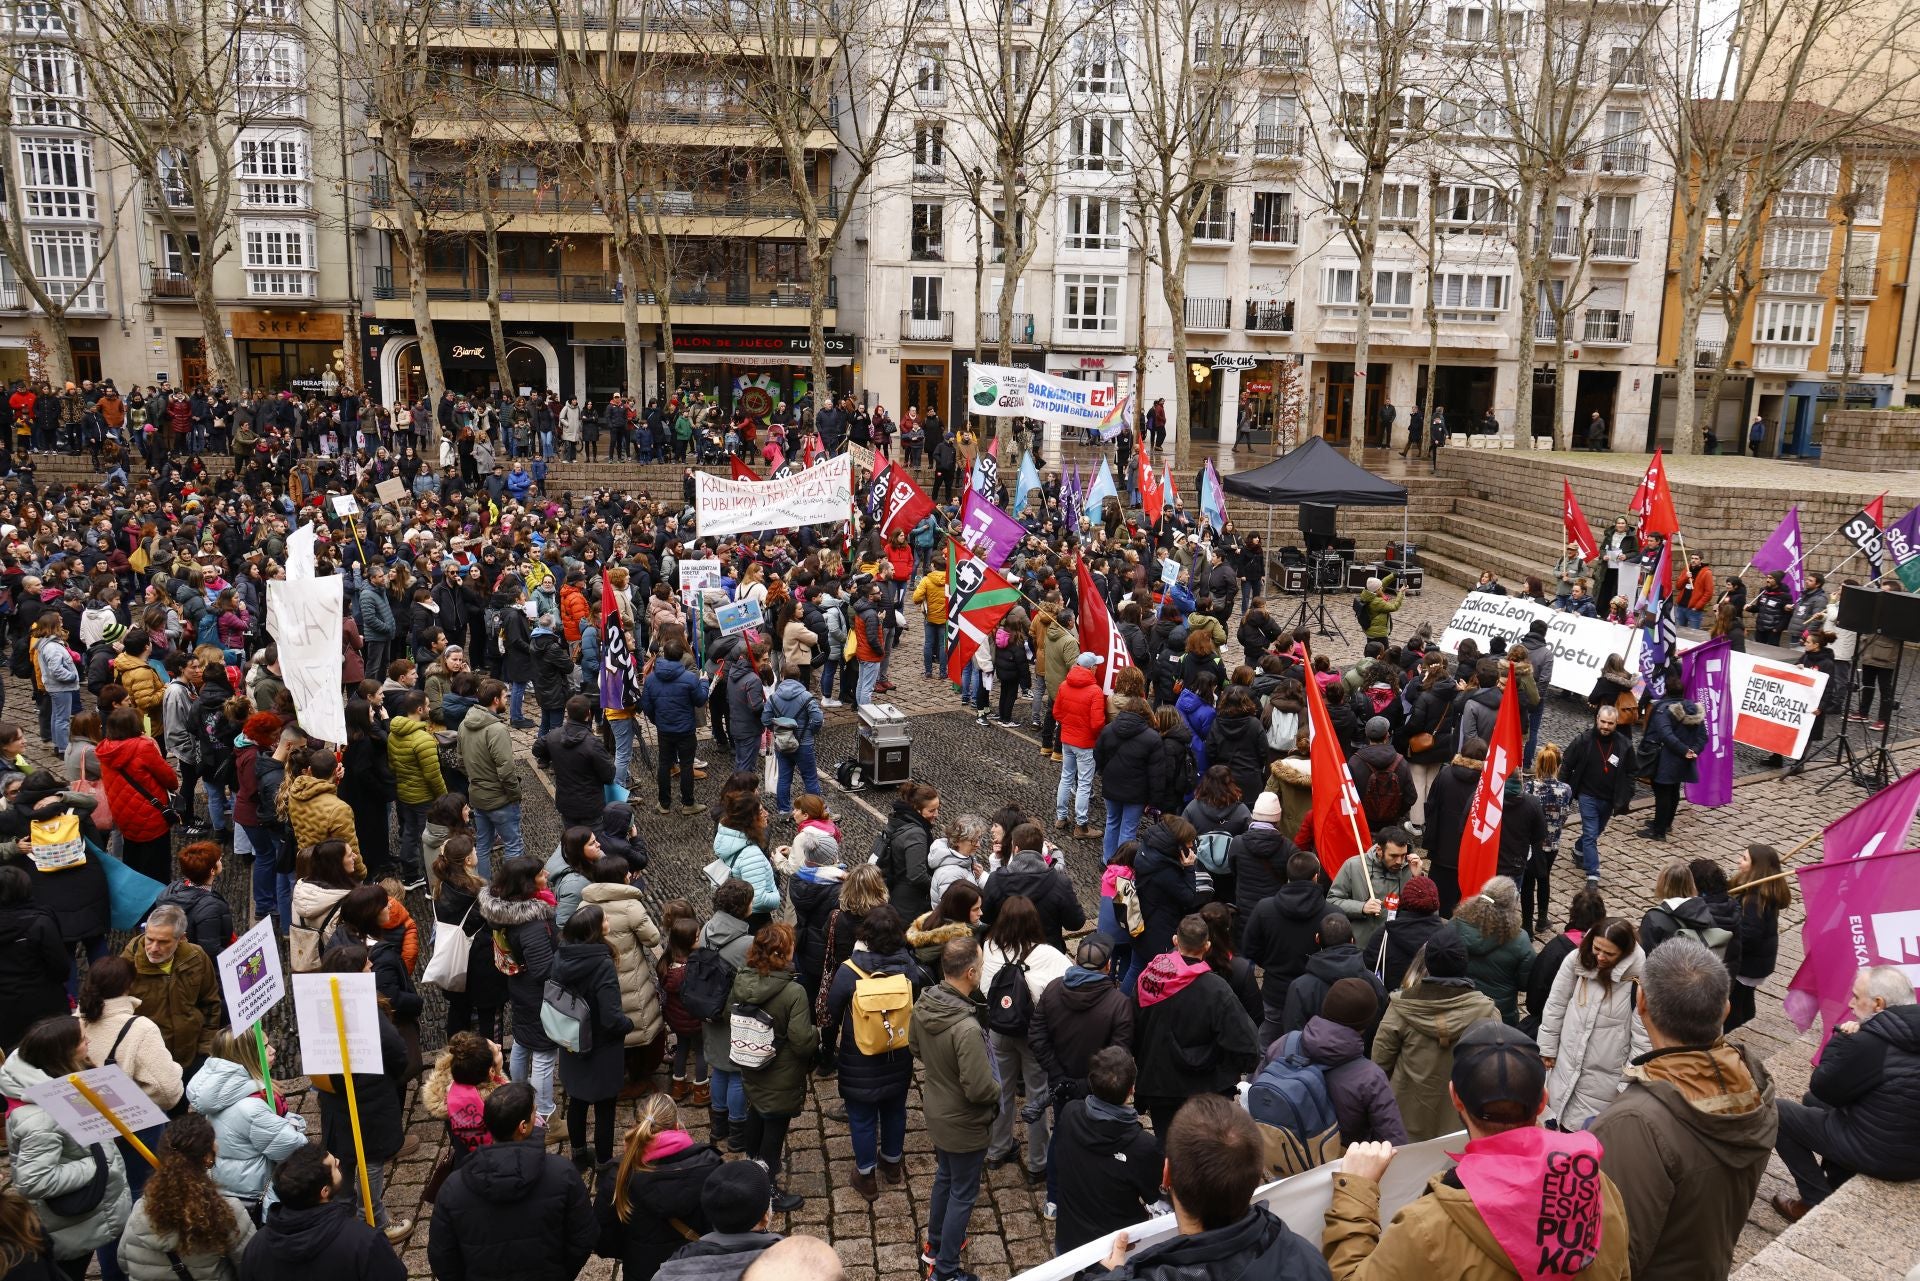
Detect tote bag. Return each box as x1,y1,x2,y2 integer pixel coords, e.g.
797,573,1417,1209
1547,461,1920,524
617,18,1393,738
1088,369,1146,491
423,905,474,993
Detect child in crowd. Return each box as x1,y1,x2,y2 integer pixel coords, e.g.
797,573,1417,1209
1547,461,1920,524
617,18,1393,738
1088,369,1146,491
658,903,709,1106
421,1031,508,1163
1523,743,1573,935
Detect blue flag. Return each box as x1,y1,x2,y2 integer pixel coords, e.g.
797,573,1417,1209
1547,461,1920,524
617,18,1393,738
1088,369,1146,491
1083,459,1118,524
1013,450,1041,518
1198,460,1227,535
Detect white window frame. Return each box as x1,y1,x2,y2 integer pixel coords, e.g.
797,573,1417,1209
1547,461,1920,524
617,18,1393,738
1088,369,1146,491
17,136,94,220
1436,182,1510,228
160,231,199,276
232,0,297,21
1059,271,1120,332
236,35,304,116
1754,299,1820,345
1067,116,1122,172
909,273,943,320
237,128,309,208
1762,225,1830,270
913,43,945,96
1073,54,1121,96
910,199,944,261
27,227,102,308
11,44,80,127
1433,272,1507,310
1062,195,1123,252
913,122,944,174
240,218,315,297
11,1,70,33
1829,304,1868,362
1848,162,1886,224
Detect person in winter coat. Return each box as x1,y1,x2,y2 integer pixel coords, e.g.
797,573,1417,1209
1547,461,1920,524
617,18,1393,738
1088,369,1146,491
308,947,412,1239
600,1095,727,1281
0,1017,134,1276
1281,915,1388,1041
1401,659,1459,827
150,840,235,960
1095,699,1163,863
120,907,223,1070
427,1082,597,1281
697,880,756,1151
1592,938,1778,1281
1537,918,1650,1130
116,1114,255,1281
531,697,612,829
1052,655,1107,835
911,936,999,1281
186,1032,310,1211
1205,689,1271,807
1727,844,1789,1030
979,897,1071,1180
1132,913,1262,1137
577,861,665,1092
1049,1046,1164,1255
712,793,780,918
926,813,987,908
1029,932,1133,1102
527,617,575,739
640,643,709,813
1371,924,1500,1141
1561,704,1634,884
1450,877,1536,1026
0,864,71,1051
549,906,635,1167
98,704,180,883
477,856,560,1126
1359,873,1444,993
1273,978,1408,1146
1225,791,1297,943
76,956,181,1193
821,906,928,1201
1748,571,1794,646
1638,698,1706,840
1181,764,1251,846
729,923,818,1212
878,780,939,919
1771,965,1920,1219
1132,816,1201,964
1326,830,1419,955
980,824,1085,953
1241,849,1330,1044
762,673,824,812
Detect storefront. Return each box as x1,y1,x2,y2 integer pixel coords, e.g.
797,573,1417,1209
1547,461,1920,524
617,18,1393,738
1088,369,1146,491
1236,355,1305,448
232,311,348,396
362,319,570,406
663,330,855,413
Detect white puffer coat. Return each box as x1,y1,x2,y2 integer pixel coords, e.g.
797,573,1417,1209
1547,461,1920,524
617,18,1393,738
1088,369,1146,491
578,880,664,1048
1537,944,1651,1129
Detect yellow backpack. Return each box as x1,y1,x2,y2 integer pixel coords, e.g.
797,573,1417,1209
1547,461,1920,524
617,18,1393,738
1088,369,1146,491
846,963,913,1055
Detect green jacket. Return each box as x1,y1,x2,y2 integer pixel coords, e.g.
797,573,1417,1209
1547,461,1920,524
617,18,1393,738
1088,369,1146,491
387,715,445,805
1360,587,1403,640
911,981,999,1153
1328,847,1418,953
457,704,520,812
1040,618,1080,697
730,968,818,1116
1452,916,1537,1025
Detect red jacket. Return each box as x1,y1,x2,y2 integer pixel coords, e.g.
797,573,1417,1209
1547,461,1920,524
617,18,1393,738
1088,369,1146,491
1053,664,1108,750
96,734,180,844
885,544,914,583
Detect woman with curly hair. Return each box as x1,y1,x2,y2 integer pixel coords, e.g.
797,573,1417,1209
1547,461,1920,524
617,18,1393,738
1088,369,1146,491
116,1114,254,1281
0,1185,58,1281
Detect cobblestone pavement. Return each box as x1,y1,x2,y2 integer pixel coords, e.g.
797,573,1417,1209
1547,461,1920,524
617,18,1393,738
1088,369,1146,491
6,572,1914,1279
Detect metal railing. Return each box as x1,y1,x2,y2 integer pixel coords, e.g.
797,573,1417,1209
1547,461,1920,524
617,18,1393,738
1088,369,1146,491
1248,212,1298,245
368,176,835,219
900,308,952,341
1244,299,1293,332
150,268,195,298
1597,142,1650,174
1535,313,1559,341
1581,309,1633,344
370,270,836,307
1589,227,1641,260
1694,341,1723,367
978,311,1035,345
1252,125,1302,157
1842,266,1878,297
1258,36,1308,69
1185,296,1231,330
1193,210,1235,244
1827,347,1865,374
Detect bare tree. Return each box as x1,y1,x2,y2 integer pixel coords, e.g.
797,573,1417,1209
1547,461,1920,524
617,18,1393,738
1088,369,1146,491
1653,0,1920,454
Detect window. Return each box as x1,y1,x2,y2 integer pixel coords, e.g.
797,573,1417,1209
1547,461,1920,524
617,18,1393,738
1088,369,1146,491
236,36,304,115
1068,116,1122,172
240,219,314,296
1445,5,1491,41
1600,108,1643,169
1843,230,1879,295
1193,26,1238,66
990,203,1028,260
424,237,466,273
911,200,943,261
1754,299,1820,344
913,123,944,175
11,1,70,33
1375,268,1413,305
1711,167,1746,218
1341,90,1426,137
160,232,199,275
1191,184,1230,239
1776,156,1837,219
238,130,308,207
1063,196,1123,251
1073,55,1121,95
235,0,297,21
1437,182,1510,227
27,228,101,309
1323,266,1357,304
1829,304,1867,369
17,137,93,219
1323,266,1408,305
12,45,79,127
914,43,945,96
1847,162,1886,224
1433,272,1507,310
1059,272,1120,331
909,274,943,320
1606,44,1645,84
1258,32,1306,68
496,235,556,272
1250,190,1295,241
755,241,809,283
1762,225,1830,270
1335,179,1420,223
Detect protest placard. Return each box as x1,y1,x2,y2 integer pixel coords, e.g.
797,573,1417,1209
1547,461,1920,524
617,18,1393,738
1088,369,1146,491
1438,592,1641,697
1730,651,1828,758
266,577,347,743
694,453,852,536
374,478,407,506
217,918,286,1037
715,598,763,636
330,494,360,518
23,1066,170,1150
292,972,382,1077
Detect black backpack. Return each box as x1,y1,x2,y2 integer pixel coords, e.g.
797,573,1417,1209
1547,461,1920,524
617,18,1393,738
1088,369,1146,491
678,945,737,1022
986,954,1033,1036
1352,595,1372,630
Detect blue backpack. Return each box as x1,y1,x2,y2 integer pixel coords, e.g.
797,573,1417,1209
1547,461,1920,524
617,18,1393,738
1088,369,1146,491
1246,1031,1345,1177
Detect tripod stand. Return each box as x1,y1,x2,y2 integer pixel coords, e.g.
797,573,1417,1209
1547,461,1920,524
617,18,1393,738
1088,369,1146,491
1283,561,1348,641
1824,644,1902,793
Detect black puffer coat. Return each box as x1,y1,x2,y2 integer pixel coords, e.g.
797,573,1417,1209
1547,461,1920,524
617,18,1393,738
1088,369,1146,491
788,867,842,1000
1241,879,1328,1005
427,1139,597,1281
1133,823,1199,961
597,1141,725,1281
1361,909,1443,992
982,850,1085,953
1404,676,1460,766
534,721,614,826
1803,1004,1920,1180
1095,709,1164,801
1029,969,1134,1091
0,897,71,1049
1206,711,1270,804
478,889,557,1051
1227,824,1298,925
821,947,928,1104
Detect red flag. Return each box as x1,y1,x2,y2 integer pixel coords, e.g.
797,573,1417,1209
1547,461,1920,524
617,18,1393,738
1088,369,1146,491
945,539,1019,684
1075,554,1133,694
1628,449,1679,538
1140,453,1163,525
874,457,935,537
729,455,757,482
1455,663,1525,899
803,434,823,467
1867,493,1886,529
1563,479,1599,562
1302,655,1373,880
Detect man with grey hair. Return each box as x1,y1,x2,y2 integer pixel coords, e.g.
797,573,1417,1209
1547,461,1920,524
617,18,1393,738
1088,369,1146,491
119,903,224,1070
1770,965,1920,1222
1593,936,1776,1281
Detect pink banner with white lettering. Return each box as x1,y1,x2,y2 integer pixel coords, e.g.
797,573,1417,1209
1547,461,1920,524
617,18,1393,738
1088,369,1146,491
1785,845,1920,1054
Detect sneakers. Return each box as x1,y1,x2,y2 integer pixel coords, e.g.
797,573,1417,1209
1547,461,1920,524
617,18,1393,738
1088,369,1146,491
1848,711,1870,722
657,802,671,815
382,1219,415,1244
1872,720,1888,732
1043,1200,1057,1221
679,802,707,816
822,697,843,708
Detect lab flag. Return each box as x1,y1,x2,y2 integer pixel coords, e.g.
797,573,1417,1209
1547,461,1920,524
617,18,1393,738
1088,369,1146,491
729,455,757,482
598,573,634,713
972,435,1000,499
1823,767,1920,864
945,539,1019,684
1885,506,1920,591
1140,453,1164,525
1679,636,1735,807
872,458,935,538
1013,450,1042,518
1750,506,1806,601
1075,554,1132,695
1784,845,1920,1055
1198,460,1227,536
1628,449,1680,538
1083,459,1119,524
1839,494,1886,578
1456,664,1523,899
1062,466,1081,535
958,489,1026,568
1563,479,1599,563
1302,653,1373,881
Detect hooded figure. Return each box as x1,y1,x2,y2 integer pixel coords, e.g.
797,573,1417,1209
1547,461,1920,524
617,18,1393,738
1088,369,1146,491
1370,924,1501,1140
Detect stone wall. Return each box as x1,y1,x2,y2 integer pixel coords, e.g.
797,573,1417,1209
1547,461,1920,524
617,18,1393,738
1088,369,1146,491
1819,409,1920,473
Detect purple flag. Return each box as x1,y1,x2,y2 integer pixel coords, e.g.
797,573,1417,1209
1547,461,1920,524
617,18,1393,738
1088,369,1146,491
958,489,1026,568
1886,505,1920,591
1062,466,1081,535
1750,505,1804,600
1823,767,1920,864
1680,636,1734,807
1786,845,1920,1054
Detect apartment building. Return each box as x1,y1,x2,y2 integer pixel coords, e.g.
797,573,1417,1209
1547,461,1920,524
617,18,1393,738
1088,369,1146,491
1653,109,1920,456
0,0,357,392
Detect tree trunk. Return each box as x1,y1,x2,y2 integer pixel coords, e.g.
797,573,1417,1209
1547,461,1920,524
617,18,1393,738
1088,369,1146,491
1511,185,1540,450
39,313,75,389
807,242,830,409
483,217,512,396
404,237,446,412
1348,166,1386,462
191,277,239,390
1422,175,1439,454
619,239,650,405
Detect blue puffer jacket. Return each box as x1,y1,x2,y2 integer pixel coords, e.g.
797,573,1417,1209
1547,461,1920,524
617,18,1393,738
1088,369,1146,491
1644,699,1708,786
763,679,824,743
822,947,929,1104
714,825,781,914
184,1056,310,1203
640,658,708,734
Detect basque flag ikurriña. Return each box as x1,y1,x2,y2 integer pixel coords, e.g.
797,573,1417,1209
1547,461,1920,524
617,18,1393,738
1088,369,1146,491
945,538,1019,684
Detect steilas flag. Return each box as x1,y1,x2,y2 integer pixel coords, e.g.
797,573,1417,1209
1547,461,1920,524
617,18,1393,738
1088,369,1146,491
1140,453,1164,525
1075,554,1132,694
729,455,757,482
1302,652,1372,880
1628,448,1680,538
1563,479,1599,562
944,539,1018,684
1456,663,1523,898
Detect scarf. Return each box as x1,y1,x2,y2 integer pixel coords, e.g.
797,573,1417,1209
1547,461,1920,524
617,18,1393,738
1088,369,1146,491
1084,1095,1139,1126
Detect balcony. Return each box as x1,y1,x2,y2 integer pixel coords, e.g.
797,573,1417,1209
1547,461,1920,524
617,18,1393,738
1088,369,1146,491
1244,299,1294,333
1581,309,1633,345
909,240,945,263
1752,342,1811,372
1597,143,1650,175
1841,265,1879,298
1827,347,1865,374
1550,230,1577,259
1535,313,1559,341
369,176,836,221
1185,296,1231,331
150,268,195,299
1192,211,1235,245
1589,227,1641,261
371,269,836,310
1258,36,1308,70
1249,213,1299,247
900,309,953,342
978,311,1035,346
1694,341,1724,367
1252,125,1303,158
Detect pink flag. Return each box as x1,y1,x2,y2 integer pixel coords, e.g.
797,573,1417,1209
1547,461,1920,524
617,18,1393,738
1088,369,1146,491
1823,767,1920,863
1785,845,1920,1054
